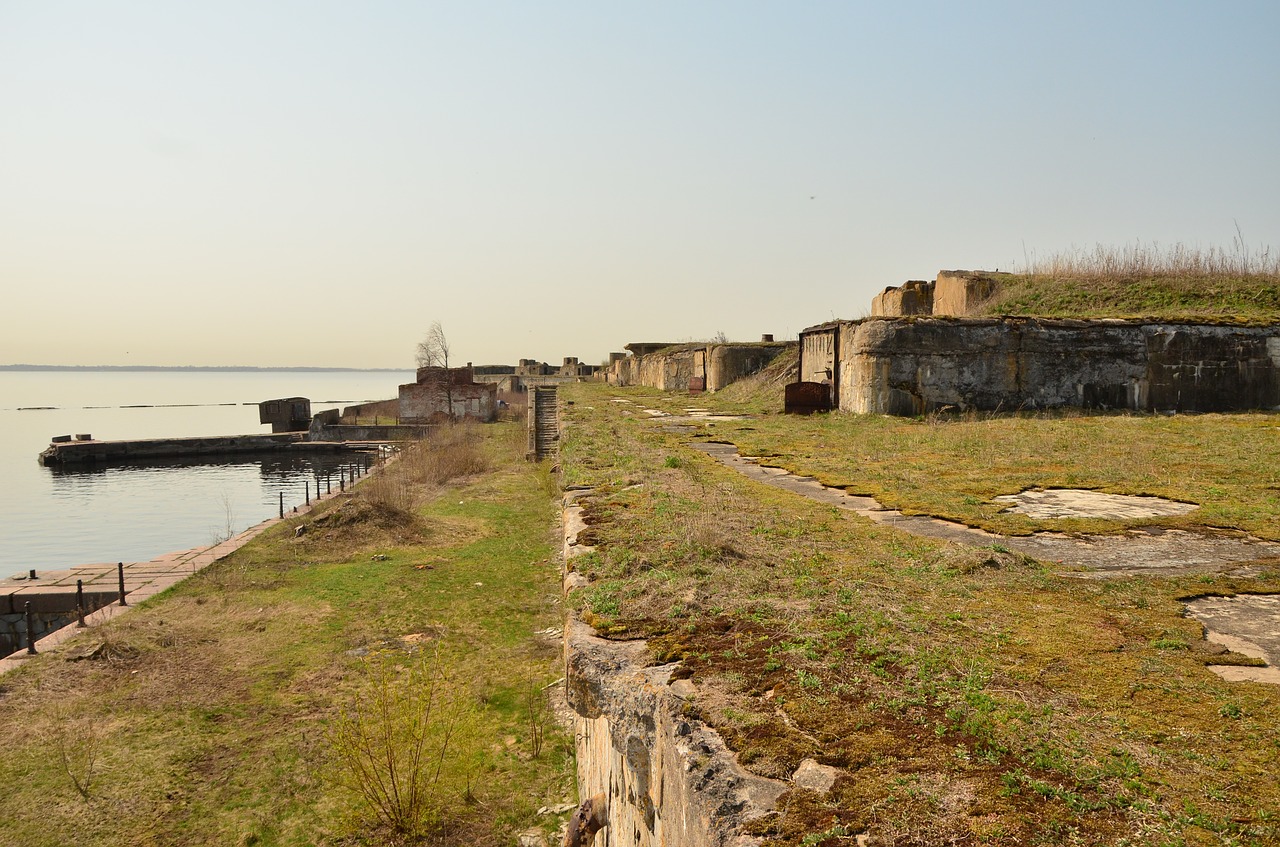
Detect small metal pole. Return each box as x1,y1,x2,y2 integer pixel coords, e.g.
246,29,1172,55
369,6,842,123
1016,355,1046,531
28,568,37,580
326,474,331,495
76,579,86,627
279,491,284,519
118,562,127,606
25,602,36,654
305,481,310,505
340,475,345,493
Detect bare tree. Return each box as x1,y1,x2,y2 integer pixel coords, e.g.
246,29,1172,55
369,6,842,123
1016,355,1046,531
415,322,454,419
415,321,451,369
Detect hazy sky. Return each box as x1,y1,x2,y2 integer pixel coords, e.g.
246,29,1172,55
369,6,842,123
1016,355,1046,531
2,2,1277,368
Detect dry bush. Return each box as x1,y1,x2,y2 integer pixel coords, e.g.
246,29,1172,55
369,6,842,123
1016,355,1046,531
401,422,490,488
328,648,479,836
358,422,490,515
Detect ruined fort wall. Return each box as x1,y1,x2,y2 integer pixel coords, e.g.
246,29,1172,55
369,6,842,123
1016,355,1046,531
618,344,794,393
839,318,1280,415
562,497,785,847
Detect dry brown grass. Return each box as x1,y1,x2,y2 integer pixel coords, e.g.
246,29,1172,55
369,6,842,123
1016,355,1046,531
976,241,1280,323
1022,240,1279,281
361,421,491,514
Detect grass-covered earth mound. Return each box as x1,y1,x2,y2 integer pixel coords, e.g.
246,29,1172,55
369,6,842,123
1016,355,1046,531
972,244,1280,324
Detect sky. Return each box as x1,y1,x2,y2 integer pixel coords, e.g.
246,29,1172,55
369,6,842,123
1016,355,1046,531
2,2,1277,368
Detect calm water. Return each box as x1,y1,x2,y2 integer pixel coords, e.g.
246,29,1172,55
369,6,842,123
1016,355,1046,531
0,370,412,572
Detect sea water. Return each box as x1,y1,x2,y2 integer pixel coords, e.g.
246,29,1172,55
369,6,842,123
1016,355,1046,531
0,369,413,572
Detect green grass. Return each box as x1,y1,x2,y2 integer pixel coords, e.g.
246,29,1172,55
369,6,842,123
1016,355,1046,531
0,423,572,847
709,409,1280,541
559,382,1280,846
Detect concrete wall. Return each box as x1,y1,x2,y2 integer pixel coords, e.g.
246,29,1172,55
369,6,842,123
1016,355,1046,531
562,496,786,847
835,318,1280,415
933,270,998,316
611,343,793,392
871,271,1000,318
311,423,432,442
871,280,933,317
798,324,838,384
340,398,400,422
39,433,303,466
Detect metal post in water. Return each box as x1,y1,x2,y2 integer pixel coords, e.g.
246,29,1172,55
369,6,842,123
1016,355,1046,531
25,602,36,655
118,562,127,606
306,481,310,505
76,579,86,627
279,491,284,519
340,474,345,493
326,474,331,495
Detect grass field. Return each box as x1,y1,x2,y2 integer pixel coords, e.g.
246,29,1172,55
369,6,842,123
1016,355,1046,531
0,422,572,847
560,382,1280,846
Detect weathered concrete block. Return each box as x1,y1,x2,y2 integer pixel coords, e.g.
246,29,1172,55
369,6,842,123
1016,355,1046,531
871,280,934,317
933,270,998,316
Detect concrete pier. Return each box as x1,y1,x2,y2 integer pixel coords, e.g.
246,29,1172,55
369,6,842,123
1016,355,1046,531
36,433,377,466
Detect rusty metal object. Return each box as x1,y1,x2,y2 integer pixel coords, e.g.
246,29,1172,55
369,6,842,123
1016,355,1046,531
784,381,832,415
563,792,607,847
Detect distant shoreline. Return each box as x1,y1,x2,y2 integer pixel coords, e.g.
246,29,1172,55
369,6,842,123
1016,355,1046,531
0,365,410,373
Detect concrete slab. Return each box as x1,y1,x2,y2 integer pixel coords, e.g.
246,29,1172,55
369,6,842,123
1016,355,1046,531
993,489,1198,520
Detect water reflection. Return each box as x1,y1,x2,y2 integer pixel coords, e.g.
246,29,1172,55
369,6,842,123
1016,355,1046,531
13,450,378,571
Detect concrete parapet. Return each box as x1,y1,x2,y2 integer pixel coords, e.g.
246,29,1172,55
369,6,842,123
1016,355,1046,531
871,280,934,317
562,498,785,846
836,317,1280,415
933,270,999,316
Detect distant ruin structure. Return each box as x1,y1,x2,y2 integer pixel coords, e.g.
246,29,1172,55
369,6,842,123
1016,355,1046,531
467,356,599,394
607,340,793,392
258,397,311,433
399,364,497,423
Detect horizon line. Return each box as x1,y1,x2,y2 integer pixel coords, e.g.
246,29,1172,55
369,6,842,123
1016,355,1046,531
0,364,413,372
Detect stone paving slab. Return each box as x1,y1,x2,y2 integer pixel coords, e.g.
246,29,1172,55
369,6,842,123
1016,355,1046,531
993,488,1198,520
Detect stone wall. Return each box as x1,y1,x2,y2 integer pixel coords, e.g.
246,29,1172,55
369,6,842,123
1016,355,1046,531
828,317,1280,415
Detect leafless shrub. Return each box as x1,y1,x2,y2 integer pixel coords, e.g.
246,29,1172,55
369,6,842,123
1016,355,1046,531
328,648,478,835
47,707,102,801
